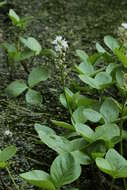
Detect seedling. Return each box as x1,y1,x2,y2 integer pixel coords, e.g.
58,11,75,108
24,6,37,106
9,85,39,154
96,149,127,190
51,35,127,190
20,152,81,190
5,66,50,105
16,34,127,190
0,146,18,189
2,9,42,74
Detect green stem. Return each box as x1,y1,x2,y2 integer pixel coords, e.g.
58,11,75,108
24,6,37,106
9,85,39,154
115,115,127,122
110,178,115,190
119,98,127,190
60,60,73,117
6,167,19,190
120,103,124,155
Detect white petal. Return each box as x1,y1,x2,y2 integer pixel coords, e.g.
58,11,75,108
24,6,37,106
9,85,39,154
121,23,127,29
61,40,68,50
56,36,62,41
55,45,62,52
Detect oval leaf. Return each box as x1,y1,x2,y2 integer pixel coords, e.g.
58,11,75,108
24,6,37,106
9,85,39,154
76,49,89,63
0,146,16,162
28,66,50,88
9,9,20,25
5,80,28,97
35,124,56,135
50,153,81,188
25,89,42,105
95,72,112,89
100,98,119,123
104,36,120,51
83,108,102,123
72,106,87,124
36,129,71,154
115,49,127,68
51,120,74,131
20,170,55,190
20,37,42,55
74,123,94,142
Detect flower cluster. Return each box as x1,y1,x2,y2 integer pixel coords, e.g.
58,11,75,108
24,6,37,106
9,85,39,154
52,36,68,53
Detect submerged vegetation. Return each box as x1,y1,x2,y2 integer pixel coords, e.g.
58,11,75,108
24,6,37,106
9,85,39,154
1,0,127,190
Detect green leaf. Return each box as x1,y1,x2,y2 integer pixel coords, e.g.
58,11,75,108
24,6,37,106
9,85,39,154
0,162,7,168
64,87,73,105
100,98,119,123
0,146,16,162
25,89,42,105
116,70,125,88
35,124,56,135
59,93,67,108
76,49,89,62
115,49,127,68
79,75,97,89
73,94,98,108
71,150,92,165
51,120,74,131
96,158,113,176
79,72,112,89
5,80,28,97
41,49,56,57
104,36,120,51
2,42,22,62
69,138,88,151
75,62,94,76
86,140,106,159
50,153,81,188
20,170,55,190
9,9,20,25
96,149,127,178
28,66,50,88
106,63,119,74
20,37,42,55
2,42,17,53
96,43,106,53
20,50,34,60
94,124,120,147
83,108,102,123
35,127,71,154
106,149,127,172
72,106,87,124
94,72,112,89
74,123,94,142
88,53,101,65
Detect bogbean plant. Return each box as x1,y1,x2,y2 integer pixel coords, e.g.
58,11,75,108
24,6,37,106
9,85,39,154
4,9,53,105
5,66,50,105
20,34,127,190
3,9,127,190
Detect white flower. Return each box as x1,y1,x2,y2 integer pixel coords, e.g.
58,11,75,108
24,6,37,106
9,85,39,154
55,45,62,52
61,40,68,51
121,23,127,29
52,36,63,45
5,130,12,137
52,36,68,52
